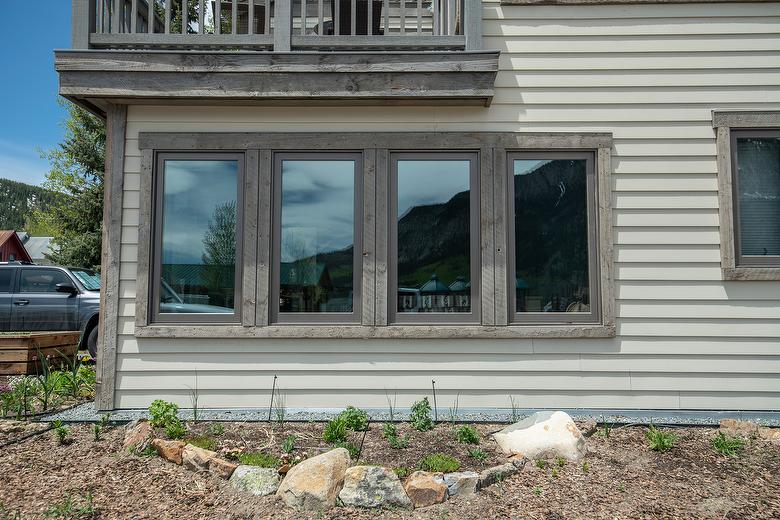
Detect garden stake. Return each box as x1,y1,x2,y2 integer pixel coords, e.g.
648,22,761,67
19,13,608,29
268,375,277,423
356,416,371,461
431,380,438,423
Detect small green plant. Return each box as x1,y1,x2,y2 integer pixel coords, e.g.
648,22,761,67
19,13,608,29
409,397,434,432
334,441,360,460
186,370,199,423
282,435,297,453
582,461,589,473
44,493,94,518
129,444,158,458
99,413,111,430
185,435,217,451
455,425,479,445
535,459,547,469
618,482,626,493
52,420,70,445
339,406,369,431
646,425,677,452
555,457,566,467
385,389,398,422
599,423,612,438
393,466,410,478
323,416,349,443
92,424,101,441
382,423,409,449
533,486,542,496
148,399,179,428
468,447,487,462
508,395,521,423
712,431,745,456
238,451,280,467
551,468,558,478
165,419,186,440
418,453,460,473
208,423,225,436
447,394,460,425
274,391,287,424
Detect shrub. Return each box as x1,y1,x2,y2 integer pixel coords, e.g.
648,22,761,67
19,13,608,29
282,435,297,453
339,406,369,432
410,397,434,432
186,435,217,451
208,423,225,436
92,424,101,442
148,400,179,428
334,441,360,460
468,448,487,462
52,420,70,445
323,416,349,443
535,459,547,469
555,457,566,467
712,431,744,456
646,425,677,452
165,420,186,440
455,425,479,445
393,466,410,478
382,423,409,449
418,453,460,473
238,451,280,467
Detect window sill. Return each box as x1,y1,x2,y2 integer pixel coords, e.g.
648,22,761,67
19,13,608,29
723,267,780,281
134,323,616,339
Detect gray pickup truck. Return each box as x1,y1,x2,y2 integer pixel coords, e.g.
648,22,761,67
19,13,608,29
0,262,100,357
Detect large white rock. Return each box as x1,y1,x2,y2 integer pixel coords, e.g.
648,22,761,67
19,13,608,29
276,448,350,510
492,411,587,461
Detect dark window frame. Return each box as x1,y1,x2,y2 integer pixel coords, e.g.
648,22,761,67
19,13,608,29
18,268,75,294
150,151,246,325
730,129,780,268
270,151,364,324
388,151,481,325
506,151,601,325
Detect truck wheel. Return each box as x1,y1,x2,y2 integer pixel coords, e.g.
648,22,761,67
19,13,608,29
87,326,99,359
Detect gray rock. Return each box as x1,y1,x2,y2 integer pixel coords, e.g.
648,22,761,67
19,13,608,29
276,448,350,510
338,466,412,509
443,471,479,497
478,463,517,489
230,466,281,497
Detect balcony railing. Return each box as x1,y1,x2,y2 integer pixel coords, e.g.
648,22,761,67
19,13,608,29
72,0,481,51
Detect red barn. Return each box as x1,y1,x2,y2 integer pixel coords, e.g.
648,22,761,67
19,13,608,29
0,231,32,263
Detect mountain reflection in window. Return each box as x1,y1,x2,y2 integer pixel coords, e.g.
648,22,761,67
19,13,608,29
279,159,355,313
159,160,237,314
397,159,471,313
514,159,590,313
736,137,780,257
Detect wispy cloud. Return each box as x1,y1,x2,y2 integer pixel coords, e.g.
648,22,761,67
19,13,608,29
0,140,50,185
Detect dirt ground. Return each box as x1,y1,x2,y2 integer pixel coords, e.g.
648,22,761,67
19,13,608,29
0,420,778,519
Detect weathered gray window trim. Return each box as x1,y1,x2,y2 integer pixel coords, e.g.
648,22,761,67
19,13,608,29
150,152,246,325
270,152,364,325
506,151,602,325
388,152,481,325
713,111,780,281
134,132,615,339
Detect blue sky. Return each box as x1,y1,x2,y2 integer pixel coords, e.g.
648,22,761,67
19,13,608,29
0,3,72,186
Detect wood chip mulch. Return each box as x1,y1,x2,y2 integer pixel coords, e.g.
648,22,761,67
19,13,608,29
0,421,778,519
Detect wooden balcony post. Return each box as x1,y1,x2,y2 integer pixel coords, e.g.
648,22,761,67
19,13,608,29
274,0,292,51
72,0,96,48
464,0,481,50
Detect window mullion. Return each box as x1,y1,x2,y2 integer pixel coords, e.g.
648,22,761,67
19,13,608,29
361,148,377,326
492,146,509,326
479,146,495,326
375,148,390,326
255,149,273,327
242,149,260,327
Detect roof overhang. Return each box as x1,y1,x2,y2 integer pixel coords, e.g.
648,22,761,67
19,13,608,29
55,49,500,117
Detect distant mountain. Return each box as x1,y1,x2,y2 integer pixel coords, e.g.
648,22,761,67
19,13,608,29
0,178,64,231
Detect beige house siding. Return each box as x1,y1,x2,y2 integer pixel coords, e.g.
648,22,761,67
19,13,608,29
113,1,780,410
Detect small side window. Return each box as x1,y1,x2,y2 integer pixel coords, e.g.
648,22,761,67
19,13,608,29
19,269,72,293
0,269,13,293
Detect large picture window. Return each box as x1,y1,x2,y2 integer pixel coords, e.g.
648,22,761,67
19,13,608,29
389,153,480,324
152,153,243,323
731,130,780,267
271,153,362,323
507,152,600,324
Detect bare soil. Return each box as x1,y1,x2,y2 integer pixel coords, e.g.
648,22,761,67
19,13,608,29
0,421,778,519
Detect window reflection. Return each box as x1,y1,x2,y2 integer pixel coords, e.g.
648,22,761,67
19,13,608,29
513,159,590,314
279,158,356,313
396,159,472,313
159,159,238,315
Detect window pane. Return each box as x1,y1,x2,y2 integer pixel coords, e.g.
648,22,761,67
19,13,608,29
279,159,356,313
19,269,71,293
736,137,780,256
159,160,238,314
513,159,590,313
0,269,13,293
396,159,471,313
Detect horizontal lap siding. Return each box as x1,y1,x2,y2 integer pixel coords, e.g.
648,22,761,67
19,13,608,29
114,2,780,410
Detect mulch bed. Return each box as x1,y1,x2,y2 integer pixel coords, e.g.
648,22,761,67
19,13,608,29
0,421,778,519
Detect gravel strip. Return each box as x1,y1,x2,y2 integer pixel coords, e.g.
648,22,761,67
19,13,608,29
39,403,780,426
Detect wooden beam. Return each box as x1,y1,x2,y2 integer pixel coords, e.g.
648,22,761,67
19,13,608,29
72,0,96,49
95,103,127,411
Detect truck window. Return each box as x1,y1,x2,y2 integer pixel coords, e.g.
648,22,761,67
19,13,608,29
0,269,12,293
19,269,72,293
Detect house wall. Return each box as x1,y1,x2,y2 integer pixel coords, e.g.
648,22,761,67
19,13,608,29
113,1,780,410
